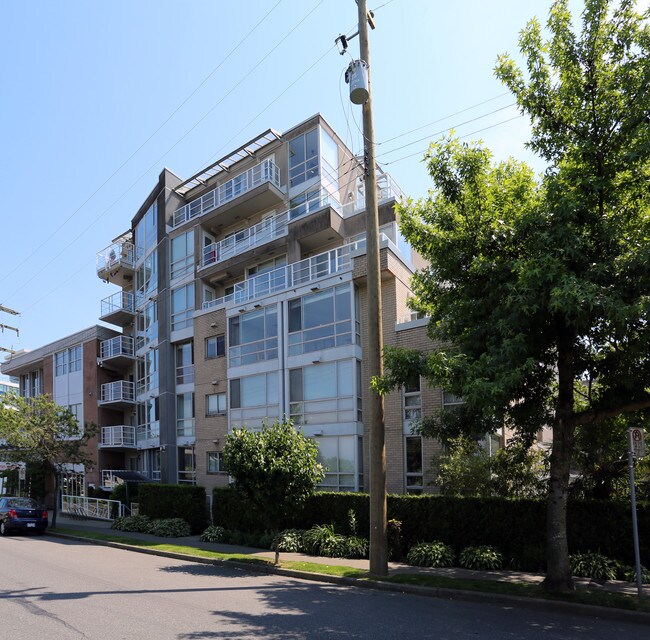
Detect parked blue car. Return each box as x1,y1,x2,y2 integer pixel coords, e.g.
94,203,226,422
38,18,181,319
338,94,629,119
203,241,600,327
0,497,48,535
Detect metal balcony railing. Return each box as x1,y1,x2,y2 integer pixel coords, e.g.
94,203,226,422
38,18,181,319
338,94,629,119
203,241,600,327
172,158,281,229
100,425,137,448
203,245,354,311
96,241,139,275
100,380,135,404
99,335,135,360
100,291,134,317
61,494,126,520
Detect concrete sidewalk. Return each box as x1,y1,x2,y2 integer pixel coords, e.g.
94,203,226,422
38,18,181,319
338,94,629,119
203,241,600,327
49,511,645,599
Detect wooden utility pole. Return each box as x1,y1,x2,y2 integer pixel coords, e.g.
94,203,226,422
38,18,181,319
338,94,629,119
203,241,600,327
357,0,387,576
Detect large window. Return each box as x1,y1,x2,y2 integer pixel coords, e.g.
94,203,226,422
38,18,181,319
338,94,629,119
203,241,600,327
405,436,423,494
20,370,42,398
176,392,195,437
229,307,278,367
289,128,319,188
316,435,357,491
54,346,82,376
229,372,279,428
289,360,357,425
136,300,158,351
137,398,159,441
288,285,352,356
175,342,194,385
137,349,159,396
403,376,422,421
171,283,195,331
171,229,194,280
178,447,196,484
135,202,157,255
289,187,321,220
135,250,158,307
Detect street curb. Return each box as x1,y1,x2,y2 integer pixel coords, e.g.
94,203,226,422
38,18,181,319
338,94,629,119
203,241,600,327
49,531,650,625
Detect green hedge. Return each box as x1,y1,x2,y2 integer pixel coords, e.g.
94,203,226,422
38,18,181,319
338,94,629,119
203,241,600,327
212,487,649,570
138,484,207,534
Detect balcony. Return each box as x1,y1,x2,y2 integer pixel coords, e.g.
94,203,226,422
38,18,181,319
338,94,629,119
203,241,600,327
99,380,136,408
96,241,138,287
99,425,137,449
100,292,135,327
203,245,353,311
98,336,135,369
172,158,283,230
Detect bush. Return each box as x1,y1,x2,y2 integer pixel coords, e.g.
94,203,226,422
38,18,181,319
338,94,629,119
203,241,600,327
138,484,207,534
620,564,650,584
148,518,191,538
387,519,404,561
459,545,503,570
407,541,455,568
221,529,275,549
570,552,618,581
342,535,369,559
111,515,151,533
302,524,347,557
272,529,305,552
200,525,225,543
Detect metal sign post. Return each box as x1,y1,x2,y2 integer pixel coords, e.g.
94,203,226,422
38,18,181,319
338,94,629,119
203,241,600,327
627,428,645,598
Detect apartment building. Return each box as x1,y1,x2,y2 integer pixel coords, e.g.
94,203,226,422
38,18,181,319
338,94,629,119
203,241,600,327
0,326,127,497
89,113,445,495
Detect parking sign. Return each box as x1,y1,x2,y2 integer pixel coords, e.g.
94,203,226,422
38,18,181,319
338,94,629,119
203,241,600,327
629,428,646,459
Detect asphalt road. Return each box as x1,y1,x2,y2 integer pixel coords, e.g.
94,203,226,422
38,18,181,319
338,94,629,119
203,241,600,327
0,534,647,640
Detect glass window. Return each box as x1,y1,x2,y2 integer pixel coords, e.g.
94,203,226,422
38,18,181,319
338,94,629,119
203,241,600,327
290,360,358,425
404,376,422,421
289,187,321,220
136,300,158,351
137,397,160,441
135,250,158,307
207,451,224,474
205,335,225,359
137,349,159,396
405,436,423,494
320,127,340,195
206,393,227,416
171,230,194,279
176,393,194,437
289,128,319,188
288,284,353,355
316,435,357,491
54,350,68,376
135,202,158,255
68,346,82,373
171,283,195,331
178,447,196,485
175,342,194,385
229,372,279,428
229,307,278,366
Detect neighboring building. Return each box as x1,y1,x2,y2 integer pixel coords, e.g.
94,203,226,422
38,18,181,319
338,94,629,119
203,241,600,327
0,375,18,398
91,113,449,495
1,326,122,496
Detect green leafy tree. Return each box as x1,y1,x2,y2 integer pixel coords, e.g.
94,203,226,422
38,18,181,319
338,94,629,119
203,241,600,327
376,0,650,592
222,419,324,532
0,394,98,528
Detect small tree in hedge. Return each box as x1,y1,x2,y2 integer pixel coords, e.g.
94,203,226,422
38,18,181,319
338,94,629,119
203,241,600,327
223,419,324,533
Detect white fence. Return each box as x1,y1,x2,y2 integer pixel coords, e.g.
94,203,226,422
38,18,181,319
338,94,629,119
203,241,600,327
61,494,126,520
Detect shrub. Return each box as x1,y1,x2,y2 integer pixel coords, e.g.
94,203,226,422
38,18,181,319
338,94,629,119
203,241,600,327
302,524,347,557
221,529,275,549
200,525,225,543
148,518,191,538
387,519,404,561
620,565,650,584
407,541,455,568
570,552,618,581
272,529,305,552
111,515,151,533
138,484,207,534
459,545,503,570
342,535,369,559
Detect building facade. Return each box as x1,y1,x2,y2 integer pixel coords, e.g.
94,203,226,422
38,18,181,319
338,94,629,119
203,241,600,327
6,114,448,497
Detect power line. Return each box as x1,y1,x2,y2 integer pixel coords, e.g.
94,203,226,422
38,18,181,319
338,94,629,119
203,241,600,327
0,1,285,289
3,1,330,304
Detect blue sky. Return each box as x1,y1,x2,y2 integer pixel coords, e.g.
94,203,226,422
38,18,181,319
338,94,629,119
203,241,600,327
0,0,581,355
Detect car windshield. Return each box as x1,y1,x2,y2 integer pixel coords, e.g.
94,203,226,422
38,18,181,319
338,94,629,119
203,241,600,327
7,498,39,509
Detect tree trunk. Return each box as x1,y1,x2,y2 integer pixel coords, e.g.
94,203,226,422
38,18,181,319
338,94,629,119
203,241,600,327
543,323,576,592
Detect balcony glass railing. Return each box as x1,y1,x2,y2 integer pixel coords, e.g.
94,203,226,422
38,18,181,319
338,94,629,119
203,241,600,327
96,241,139,275
100,380,135,404
203,245,354,310
172,158,281,229
100,425,137,448
99,336,135,360
201,189,342,270
100,292,134,317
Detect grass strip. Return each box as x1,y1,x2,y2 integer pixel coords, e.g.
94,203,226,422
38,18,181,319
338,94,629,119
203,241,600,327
54,528,649,613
